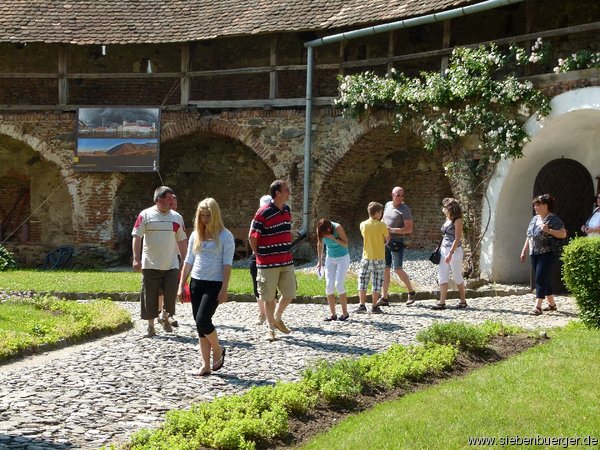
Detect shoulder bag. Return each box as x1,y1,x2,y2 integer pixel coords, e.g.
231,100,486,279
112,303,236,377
429,238,442,265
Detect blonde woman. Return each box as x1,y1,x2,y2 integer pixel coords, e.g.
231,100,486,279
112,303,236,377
178,198,235,376
432,198,466,310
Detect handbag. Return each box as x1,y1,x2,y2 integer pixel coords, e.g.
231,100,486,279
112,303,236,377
429,239,442,265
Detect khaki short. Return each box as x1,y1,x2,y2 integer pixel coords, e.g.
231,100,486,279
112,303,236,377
257,265,296,301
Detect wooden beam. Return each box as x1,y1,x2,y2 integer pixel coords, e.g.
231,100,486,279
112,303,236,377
188,97,336,108
387,31,395,74
65,72,181,79
440,20,452,75
180,43,191,106
339,40,347,76
270,34,279,101
0,73,59,79
58,45,68,105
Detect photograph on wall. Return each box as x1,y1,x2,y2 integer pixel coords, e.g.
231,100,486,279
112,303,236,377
74,107,160,172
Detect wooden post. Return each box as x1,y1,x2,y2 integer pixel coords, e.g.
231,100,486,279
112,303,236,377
180,43,191,106
440,20,452,75
339,40,347,76
58,45,68,106
269,34,279,101
387,30,395,74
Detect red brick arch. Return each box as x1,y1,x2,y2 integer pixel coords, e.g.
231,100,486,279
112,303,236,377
313,119,451,249
160,112,272,169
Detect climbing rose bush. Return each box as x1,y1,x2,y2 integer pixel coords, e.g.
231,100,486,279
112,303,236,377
335,40,551,170
554,49,600,73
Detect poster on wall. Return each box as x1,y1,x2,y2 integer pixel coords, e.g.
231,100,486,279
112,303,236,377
74,107,160,172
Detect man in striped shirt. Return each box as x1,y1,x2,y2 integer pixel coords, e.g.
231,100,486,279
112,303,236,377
249,180,296,341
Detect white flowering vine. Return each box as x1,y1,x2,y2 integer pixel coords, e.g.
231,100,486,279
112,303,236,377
334,40,552,273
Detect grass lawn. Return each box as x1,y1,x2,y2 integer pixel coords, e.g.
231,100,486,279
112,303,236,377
0,296,132,360
1,268,406,297
302,323,600,449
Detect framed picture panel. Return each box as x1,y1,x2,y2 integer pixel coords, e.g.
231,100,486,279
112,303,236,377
74,107,160,172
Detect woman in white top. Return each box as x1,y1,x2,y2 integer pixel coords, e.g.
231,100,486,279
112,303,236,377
178,198,235,376
581,193,600,238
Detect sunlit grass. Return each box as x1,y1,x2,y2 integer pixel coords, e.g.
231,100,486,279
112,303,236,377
0,295,132,360
2,268,406,297
303,323,600,449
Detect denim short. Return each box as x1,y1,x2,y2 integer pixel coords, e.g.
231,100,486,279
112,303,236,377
385,239,405,269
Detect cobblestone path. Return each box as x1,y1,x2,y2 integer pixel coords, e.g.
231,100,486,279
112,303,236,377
0,296,578,449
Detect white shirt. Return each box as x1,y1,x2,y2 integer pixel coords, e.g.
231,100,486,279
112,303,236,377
132,206,187,270
587,208,600,237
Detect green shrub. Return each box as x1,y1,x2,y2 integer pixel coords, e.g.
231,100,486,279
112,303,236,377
129,386,291,450
0,244,18,271
479,320,524,337
562,237,600,328
271,381,318,415
302,358,366,404
360,343,458,388
416,321,491,351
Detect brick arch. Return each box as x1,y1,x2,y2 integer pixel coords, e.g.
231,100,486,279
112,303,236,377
113,127,277,262
314,122,451,249
161,112,273,170
0,129,74,248
0,123,76,182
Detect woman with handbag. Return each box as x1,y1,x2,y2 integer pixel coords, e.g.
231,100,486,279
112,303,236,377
431,198,466,310
581,193,600,237
520,194,567,316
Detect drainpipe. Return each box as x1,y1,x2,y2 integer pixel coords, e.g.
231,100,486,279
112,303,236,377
299,0,526,236
300,45,314,238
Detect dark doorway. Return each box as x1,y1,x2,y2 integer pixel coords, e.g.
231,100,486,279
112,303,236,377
533,158,594,293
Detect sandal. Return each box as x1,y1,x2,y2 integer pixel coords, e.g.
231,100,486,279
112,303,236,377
324,314,338,322
542,304,557,312
431,303,446,310
455,302,468,309
531,307,542,316
212,347,226,371
191,370,211,377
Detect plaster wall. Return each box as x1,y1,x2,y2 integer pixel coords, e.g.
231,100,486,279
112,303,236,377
481,87,600,282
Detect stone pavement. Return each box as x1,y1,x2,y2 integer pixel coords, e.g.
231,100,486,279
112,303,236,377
0,295,578,449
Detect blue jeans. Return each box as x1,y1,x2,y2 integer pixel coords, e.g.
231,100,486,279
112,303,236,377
531,252,557,299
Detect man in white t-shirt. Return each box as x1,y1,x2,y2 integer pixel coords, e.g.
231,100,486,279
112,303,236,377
132,186,188,336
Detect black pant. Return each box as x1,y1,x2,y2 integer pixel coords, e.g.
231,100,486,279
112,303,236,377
531,251,557,299
189,278,222,337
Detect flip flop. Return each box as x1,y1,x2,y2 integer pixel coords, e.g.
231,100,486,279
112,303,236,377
191,370,211,377
212,347,226,371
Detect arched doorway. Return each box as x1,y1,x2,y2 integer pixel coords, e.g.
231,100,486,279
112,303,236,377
533,158,594,292
481,87,600,284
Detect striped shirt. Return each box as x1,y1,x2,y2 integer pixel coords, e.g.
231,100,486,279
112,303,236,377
250,201,293,268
